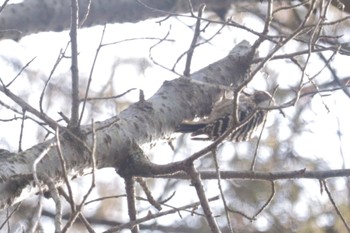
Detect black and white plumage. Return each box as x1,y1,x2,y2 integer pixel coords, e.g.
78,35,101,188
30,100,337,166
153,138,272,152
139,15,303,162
176,91,271,142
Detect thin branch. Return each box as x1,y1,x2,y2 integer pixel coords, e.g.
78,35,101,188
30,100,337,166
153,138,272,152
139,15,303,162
252,46,346,63
183,105,266,164
85,193,206,217
0,85,94,154
319,50,350,99
0,0,9,14
61,120,97,233
44,176,62,233
246,0,320,94
136,177,162,210
103,196,220,233
56,127,75,212
31,143,56,233
80,0,92,27
5,57,36,87
124,176,139,233
227,181,275,221
69,0,80,129
157,168,350,181
79,88,137,102
250,87,278,171
321,180,350,232
252,181,275,219
186,163,221,233
0,203,21,230
149,25,181,76
171,18,228,73
0,72,59,131
273,0,309,14
18,108,26,152
40,42,70,114
79,25,107,125
183,4,206,77
102,36,174,47
251,0,274,49
212,150,233,233
59,189,95,233
0,99,52,133
75,119,97,232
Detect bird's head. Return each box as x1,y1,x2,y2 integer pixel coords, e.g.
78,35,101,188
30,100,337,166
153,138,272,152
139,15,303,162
254,91,273,106
241,90,274,108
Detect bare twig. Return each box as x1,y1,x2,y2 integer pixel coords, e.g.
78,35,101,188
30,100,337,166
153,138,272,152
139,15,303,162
0,203,21,230
0,0,9,14
56,127,75,212
251,0,274,49
157,168,350,181
60,120,97,233
212,150,233,233
0,83,58,129
31,143,56,233
227,181,275,221
79,25,107,125
183,4,206,77
321,180,350,232
75,119,97,232
58,189,95,233
149,25,181,75
69,0,80,129
18,108,26,152
250,87,278,171
171,18,228,73
40,42,70,114
186,163,221,233
252,46,345,63
102,36,174,47
319,49,350,99
80,0,92,27
5,57,36,87
125,176,139,233
79,88,137,102
103,196,220,233
136,177,162,210
45,176,62,232
252,181,275,219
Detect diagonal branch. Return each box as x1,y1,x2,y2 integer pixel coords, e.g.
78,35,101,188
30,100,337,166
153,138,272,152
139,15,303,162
0,41,254,211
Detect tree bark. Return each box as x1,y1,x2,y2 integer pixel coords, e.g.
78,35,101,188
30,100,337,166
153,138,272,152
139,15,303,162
0,0,232,40
0,40,254,211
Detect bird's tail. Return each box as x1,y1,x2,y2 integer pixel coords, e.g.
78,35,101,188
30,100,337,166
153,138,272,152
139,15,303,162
176,122,206,134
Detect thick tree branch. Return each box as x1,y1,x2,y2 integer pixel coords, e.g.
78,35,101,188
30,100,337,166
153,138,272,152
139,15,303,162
0,0,232,40
0,41,253,211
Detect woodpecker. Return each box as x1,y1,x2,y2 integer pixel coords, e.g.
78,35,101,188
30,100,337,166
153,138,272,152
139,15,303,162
176,91,271,141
